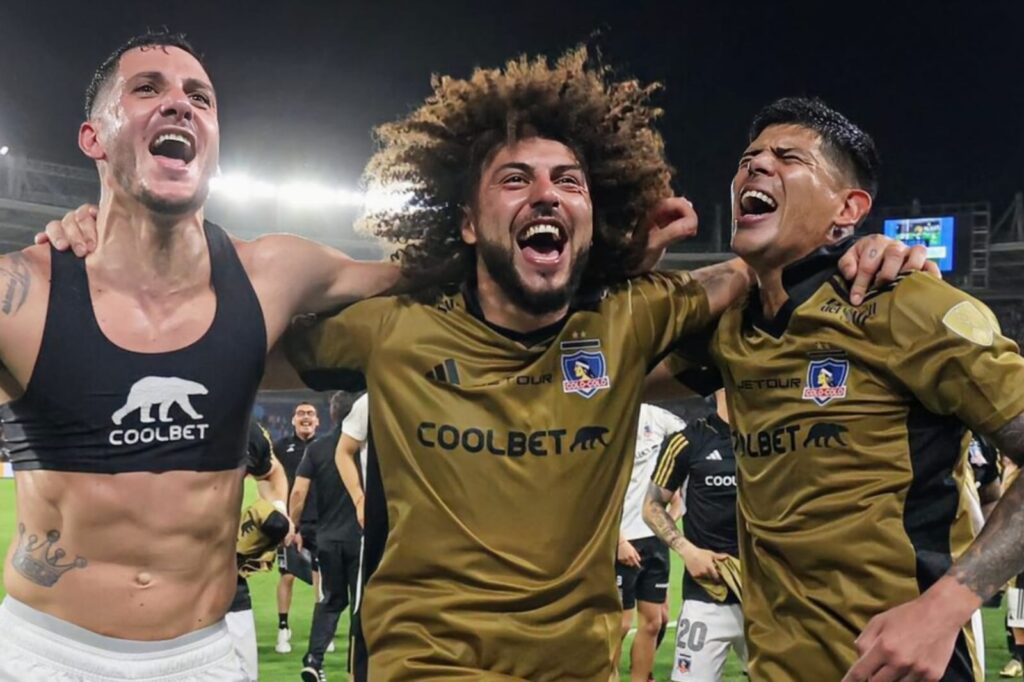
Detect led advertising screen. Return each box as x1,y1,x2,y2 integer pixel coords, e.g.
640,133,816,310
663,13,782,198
883,216,955,272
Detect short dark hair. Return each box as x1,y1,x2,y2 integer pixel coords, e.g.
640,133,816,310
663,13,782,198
329,391,360,423
749,97,880,197
84,29,205,118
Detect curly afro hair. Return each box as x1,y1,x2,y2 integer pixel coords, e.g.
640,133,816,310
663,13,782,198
358,46,674,299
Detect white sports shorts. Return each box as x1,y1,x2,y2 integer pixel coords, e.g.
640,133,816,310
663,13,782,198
671,599,747,682
0,596,247,681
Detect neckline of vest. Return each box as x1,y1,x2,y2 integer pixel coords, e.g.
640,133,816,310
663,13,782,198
56,220,227,357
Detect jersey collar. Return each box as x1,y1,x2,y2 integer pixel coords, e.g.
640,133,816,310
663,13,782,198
459,280,606,347
744,237,855,338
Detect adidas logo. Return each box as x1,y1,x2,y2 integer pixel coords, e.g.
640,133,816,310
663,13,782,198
426,359,461,385
705,450,722,461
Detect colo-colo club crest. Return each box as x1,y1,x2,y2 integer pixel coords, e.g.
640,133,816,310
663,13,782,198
802,353,849,406
560,339,611,399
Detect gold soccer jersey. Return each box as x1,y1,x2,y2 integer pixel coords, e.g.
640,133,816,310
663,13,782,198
708,246,1024,681
286,273,710,681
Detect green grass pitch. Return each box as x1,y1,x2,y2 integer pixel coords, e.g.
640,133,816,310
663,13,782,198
0,478,1014,680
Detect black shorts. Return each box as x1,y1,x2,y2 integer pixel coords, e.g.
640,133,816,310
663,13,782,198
616,536,670,609
228,575,251,613
278,527,320,575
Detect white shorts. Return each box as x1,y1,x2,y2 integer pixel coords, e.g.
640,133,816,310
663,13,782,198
0,597,247,682
671,599,747,682
1009,587,1024,628
224,608,258,682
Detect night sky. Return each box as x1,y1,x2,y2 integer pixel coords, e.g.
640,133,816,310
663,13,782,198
2,1,1022,237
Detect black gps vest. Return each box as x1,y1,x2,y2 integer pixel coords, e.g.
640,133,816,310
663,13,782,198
2,221,266,474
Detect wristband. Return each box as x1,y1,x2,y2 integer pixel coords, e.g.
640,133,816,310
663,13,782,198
272,500,288,515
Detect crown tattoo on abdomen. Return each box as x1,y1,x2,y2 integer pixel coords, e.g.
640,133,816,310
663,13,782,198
12,524,88,588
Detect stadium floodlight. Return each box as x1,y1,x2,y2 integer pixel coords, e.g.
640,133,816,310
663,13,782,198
209,171,414,212
209,173,276,202
363,183,416,214
0,146,9,156
278,181,364,208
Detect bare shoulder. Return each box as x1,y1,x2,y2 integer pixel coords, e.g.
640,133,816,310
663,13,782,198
232,233,321,273
0,245,51,391
0,244,50,317
5,243,50,270
233,232,313,254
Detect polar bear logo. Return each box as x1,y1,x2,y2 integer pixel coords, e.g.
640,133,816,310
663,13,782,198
111,376,209,425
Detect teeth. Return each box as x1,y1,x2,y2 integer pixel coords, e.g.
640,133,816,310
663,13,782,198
521,224,562,240
154,133,192,149
741,190,776,208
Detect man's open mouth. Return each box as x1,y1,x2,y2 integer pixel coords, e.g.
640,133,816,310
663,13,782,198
149,132,196,164
739,189,778,216
516,222,567,263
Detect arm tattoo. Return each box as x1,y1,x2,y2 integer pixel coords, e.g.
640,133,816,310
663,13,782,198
690,259,752,317
948,413,1024,600
643,482,688,555
0,253,30,315
12,524,87,587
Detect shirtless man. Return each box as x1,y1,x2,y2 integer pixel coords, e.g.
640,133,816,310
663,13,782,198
0,31,400,679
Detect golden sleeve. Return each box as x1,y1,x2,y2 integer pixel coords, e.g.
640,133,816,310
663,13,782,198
625,271,714,364
886,273,1024,435
283,297,394,391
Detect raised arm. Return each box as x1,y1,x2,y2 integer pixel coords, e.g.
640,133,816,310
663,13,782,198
638,198,937,318
41,204,403,315
245,233,402,315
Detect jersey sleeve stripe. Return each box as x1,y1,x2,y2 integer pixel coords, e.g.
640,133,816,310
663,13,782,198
661,434,689,480
653,434,688,487
652,439,676,486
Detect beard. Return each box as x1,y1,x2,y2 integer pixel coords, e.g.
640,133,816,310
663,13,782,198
137,184,209,216
109,142,209,217
476,236,590,315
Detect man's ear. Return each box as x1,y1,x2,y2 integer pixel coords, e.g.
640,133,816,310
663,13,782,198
833,188,872,232
79,121,106,161
460,206,477,245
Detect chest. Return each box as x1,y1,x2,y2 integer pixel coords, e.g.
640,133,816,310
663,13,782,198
277,440,309,469
367,313,649,480
88,286,218,353
377,311,645,419
713,305,912,473
685,440,737,495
